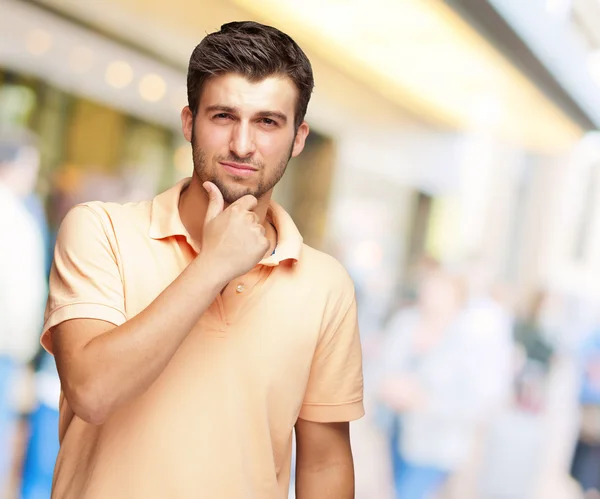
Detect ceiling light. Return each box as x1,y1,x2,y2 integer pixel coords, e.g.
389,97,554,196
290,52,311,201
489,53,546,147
105,60,134,89
25,28,52,56
139,73,167,102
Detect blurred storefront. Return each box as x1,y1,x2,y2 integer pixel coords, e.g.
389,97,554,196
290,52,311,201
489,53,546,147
0,73,178,238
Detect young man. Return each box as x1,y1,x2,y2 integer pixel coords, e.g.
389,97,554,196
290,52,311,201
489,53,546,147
42,21,364,498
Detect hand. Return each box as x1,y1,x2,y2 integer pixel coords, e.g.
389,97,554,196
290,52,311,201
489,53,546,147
200,182,270,283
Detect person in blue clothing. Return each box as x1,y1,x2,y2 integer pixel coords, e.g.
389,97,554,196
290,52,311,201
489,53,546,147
571,328,600,499
0,128,47,497
13,136,61,499
20,353,60,499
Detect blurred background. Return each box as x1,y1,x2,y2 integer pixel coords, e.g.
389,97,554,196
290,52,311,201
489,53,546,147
2,0,600,498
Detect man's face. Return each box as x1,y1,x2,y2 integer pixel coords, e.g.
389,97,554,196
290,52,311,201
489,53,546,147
182,73,309,205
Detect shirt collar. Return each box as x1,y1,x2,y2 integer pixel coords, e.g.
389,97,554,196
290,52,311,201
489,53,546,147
149,178,303,265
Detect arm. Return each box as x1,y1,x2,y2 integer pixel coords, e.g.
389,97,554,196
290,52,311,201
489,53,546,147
295,279,364,497
295,419,355,499
52,253,225,425
51,182,268,425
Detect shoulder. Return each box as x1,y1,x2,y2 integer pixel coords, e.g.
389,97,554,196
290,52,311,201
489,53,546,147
59,199,152,235
55,198,153,259
296,244,356,312
299,244,355,289
75,198,152,224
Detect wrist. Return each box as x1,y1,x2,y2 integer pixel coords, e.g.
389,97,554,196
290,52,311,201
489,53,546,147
192,251,231,290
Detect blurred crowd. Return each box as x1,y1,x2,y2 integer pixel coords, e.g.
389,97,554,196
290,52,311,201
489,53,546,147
371,260,513,499
2,134,600,498
353,254,600,499
1,127,53,499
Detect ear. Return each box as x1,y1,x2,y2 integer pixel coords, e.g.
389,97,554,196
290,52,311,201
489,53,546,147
291,121,310,158
181,106,195,143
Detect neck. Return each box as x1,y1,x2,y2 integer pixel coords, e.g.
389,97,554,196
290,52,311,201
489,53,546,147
178,173,273,246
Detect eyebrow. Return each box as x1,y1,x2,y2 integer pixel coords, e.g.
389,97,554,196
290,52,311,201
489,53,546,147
205,105,288,124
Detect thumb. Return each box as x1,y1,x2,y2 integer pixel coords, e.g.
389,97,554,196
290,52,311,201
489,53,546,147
203,181,224,226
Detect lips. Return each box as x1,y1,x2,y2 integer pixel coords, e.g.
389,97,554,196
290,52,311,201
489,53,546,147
220,161,258,177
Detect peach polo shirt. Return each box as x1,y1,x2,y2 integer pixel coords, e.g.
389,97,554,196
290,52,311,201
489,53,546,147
41,178,364,499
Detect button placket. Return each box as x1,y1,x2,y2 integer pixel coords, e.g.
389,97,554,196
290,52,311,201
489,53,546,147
220,266,271,325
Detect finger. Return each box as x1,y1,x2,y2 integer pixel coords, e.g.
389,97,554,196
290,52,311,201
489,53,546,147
231,194,258,212
203,182,224,226
246,211,260,225
259,234,269,249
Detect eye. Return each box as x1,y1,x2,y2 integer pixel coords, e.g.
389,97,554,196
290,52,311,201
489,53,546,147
259,118,277,126
213,113,233,120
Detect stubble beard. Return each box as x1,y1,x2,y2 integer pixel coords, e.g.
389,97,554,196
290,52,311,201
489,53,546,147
191,126,294,205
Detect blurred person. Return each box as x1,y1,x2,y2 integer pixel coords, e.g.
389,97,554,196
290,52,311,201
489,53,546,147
12,134,62,499
452,260,514,499
19,351,60,499
460,261,513,421
0,129,46,495
42,22,363,499
570,327,600,499
20,189,60,499
513,290,556,413
0,131,60,499
377,268,508,499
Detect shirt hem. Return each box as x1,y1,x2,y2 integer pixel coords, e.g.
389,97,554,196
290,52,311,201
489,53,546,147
298,400,365,423
41,303,126,354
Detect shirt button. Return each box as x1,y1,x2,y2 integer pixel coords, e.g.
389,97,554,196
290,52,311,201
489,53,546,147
236,284,245,293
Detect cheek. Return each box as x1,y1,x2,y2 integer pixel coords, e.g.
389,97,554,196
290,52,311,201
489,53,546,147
255,132,293,160
196,124,231,150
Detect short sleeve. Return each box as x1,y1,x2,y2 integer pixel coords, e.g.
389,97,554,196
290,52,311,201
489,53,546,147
41,204,126,354
299,287,364,423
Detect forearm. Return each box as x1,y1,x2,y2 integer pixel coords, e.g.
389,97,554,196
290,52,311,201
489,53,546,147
70,253,227,421
295,461,355,499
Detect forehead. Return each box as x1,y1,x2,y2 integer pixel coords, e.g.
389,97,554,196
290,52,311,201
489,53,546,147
199,74,297,114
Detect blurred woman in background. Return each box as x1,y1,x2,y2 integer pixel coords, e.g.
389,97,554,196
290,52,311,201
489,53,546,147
377,267,510,499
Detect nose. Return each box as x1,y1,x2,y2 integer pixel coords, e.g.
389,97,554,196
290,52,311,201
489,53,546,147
229,121,256,159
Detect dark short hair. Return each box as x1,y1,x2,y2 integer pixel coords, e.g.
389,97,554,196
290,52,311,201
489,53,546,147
187,21,314,129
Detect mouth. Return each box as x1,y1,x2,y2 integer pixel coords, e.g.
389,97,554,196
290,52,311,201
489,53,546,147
219,161,258,177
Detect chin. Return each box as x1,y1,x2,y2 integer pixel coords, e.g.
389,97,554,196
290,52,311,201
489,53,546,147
219,183,256,204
